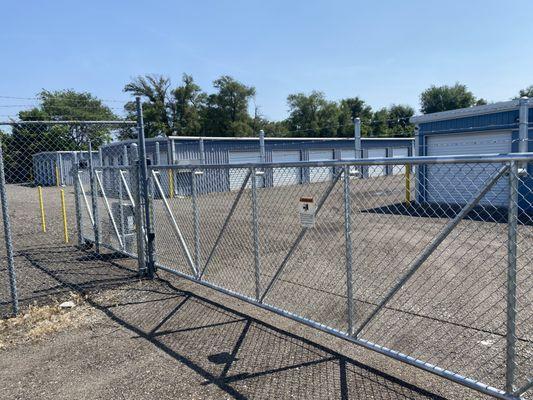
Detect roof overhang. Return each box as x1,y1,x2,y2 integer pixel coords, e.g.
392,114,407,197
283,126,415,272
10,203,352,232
410,100,522,124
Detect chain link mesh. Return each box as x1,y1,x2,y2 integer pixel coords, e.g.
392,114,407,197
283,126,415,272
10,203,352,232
0,120,531,398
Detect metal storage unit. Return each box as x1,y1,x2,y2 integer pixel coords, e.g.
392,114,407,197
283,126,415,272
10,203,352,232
99,135,415,195
228,151,261,190
272,150,300,186
309,149,334,183
392,147,410,175
411,98,533,211
32,151,99,186
425,131,512,207
367,148,387,177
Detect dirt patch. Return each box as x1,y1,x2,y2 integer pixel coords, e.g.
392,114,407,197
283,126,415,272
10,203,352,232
0,292,96,349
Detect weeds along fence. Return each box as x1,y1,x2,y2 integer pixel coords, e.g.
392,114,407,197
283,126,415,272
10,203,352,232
0,111,532,399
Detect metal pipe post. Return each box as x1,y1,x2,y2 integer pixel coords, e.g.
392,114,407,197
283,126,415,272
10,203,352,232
0,142,18,315
518,97,529,154
259,130,265,163
129,143,145,276
251,167,261,300
354,118,362,159
60,189,69,243
73,163,83,246
199,138,205,164
191,169,201,278
505,161,519,394
38,186,46,233
87,139,100,253
136,97,156,278
343,166,354,335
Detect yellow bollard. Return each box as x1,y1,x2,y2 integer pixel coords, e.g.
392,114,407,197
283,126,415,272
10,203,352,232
405,164,411,206
38,186,46,233
55,165,60,187
60,189,69,243
169,169,174,199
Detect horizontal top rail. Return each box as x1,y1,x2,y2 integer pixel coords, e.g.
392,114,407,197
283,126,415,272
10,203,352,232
142,152,533,171
0,120,136,126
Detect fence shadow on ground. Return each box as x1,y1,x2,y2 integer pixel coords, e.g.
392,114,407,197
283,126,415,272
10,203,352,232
3,245,448,400
362,201,533,225
0,245,139,318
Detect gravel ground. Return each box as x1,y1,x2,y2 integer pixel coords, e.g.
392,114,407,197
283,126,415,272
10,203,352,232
0,168,531,399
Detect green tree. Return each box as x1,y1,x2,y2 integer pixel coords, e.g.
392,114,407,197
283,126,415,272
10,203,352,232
171,74,206,135
420,83,481,114
337,97,373,137
202,76,256,136
124,74,173,137
7,90,117,183
517,85,533,98
285,91,340,137
387,104,415,136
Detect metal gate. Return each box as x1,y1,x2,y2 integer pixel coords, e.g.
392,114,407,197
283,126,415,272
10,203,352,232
142,156,532,400
0,112,531,399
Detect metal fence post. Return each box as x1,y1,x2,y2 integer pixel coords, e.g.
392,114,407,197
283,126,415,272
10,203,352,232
191,169,201,278
136,97,156,278
0,142,18,316
343,166,354,335
505,161,519,394
87,139,100,253
251,167,261,300
73,162,84,246
129,143,146,276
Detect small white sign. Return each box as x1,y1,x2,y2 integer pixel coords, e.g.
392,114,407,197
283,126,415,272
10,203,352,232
299,197,316,228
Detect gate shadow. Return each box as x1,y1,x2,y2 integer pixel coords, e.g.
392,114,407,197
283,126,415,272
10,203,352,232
362,202,533,225
8,246,448,400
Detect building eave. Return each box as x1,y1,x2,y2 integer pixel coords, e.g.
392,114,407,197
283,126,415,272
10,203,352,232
410,100,521,124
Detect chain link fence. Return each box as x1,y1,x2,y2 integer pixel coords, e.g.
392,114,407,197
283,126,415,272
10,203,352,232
0,119,140,320
0,111,531,399
147,157,532,400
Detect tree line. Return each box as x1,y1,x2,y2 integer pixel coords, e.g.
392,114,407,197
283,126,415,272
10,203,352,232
11,77,533,141
1,79,530,183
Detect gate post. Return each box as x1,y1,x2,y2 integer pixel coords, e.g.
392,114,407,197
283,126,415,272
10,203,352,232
87,139,100,253
73,162,84,246
129,144,146,276
135,97,156,278
0,141,18,316
251,167,261,300
191,169,201,278
505,161,519,394
343,166,354,335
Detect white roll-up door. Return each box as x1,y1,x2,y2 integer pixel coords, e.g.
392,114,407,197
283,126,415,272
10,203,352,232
272,150,300,186
367,148,386,177
228,151,262,190
425,131,511,207
340,149,358,175
392,147,409,175
309,149,334,183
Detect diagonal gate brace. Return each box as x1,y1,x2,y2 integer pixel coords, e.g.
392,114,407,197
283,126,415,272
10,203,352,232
199,170,252,280
259,169,344,303
353,164,510,337
152,169,198,277
95,170,124,249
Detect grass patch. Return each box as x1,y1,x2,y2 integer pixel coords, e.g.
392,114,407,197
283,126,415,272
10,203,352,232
0,292,96,349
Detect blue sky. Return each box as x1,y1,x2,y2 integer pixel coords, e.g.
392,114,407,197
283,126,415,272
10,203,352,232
1,0,532,120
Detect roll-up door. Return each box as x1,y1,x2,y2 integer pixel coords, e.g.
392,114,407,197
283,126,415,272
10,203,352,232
228,151,262,190
367,148,386,177
425,131,511,207
309,149,334,183
272,150,300,186
392,147,409,175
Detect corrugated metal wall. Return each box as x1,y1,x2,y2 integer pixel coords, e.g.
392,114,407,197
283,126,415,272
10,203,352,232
32,151,100,187
417,107,533,212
